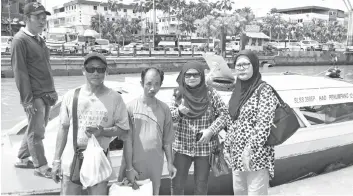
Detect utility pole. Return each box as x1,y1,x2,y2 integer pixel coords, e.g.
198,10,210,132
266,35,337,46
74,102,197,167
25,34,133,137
98,1,103,39
153,0,156,48
8,1,12,36
343,0,353,46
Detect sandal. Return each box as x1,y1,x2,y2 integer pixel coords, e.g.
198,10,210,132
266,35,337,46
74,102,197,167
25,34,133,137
34,168,52,179
14,159,35,169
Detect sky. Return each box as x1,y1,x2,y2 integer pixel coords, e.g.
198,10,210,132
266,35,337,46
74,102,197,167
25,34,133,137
43,0,351,17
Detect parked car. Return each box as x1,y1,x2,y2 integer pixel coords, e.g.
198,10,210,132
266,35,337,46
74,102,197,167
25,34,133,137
1,36,12,53
285,42,302,51
299,40,322,51
93,39,112,54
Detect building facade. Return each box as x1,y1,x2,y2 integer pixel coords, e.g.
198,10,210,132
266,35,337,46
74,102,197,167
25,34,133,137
277,6,346,24
47,0,143,35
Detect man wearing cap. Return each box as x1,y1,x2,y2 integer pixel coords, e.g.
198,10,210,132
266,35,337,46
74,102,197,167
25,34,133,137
51,53,130,195
12,2,58,178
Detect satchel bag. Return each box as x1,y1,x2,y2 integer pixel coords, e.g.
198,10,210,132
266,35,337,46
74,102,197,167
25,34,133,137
257,83,300,146
41,92,58,106
209,135,230,177
69,88,83,185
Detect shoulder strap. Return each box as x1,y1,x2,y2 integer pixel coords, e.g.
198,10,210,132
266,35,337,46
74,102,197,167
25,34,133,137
256,82,267,105
257,82,285,105
73,88,81,151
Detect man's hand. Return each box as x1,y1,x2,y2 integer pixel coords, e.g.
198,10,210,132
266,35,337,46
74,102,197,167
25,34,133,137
242,146,252,171
85,125,103,138
51,161,62,183
126,168,139,184
197,129,214,144
24,103,37,116
178,98,190,115
167,163,177,179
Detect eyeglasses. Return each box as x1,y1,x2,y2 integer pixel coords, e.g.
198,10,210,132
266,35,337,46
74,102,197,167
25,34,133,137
85,67,107,73
185,73,201,78
235,62,251,70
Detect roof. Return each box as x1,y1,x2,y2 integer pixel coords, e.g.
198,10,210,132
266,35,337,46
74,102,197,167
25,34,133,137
245,32,270,39
277,6,344,13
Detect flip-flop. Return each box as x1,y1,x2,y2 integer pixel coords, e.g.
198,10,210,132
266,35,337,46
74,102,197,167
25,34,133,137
34,168,52,179
14,160,35,169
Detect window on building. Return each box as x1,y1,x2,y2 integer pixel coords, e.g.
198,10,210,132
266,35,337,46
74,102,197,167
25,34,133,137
104,7,107,11
300,103,353,125
172,18,175,21
74,5,76,9
124,9,127,12
298,19,303,23
94,6,97,10
112,18,115,21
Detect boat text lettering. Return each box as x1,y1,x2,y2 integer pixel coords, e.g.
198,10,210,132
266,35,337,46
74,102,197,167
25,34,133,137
294,96,316,104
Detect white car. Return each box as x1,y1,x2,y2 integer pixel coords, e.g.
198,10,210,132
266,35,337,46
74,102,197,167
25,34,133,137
1,36,12,53
285,42,302,51
299,40,322,51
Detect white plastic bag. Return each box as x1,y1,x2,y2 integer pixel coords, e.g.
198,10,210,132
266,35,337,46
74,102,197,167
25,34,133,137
80,135,112,187
109,178,153,196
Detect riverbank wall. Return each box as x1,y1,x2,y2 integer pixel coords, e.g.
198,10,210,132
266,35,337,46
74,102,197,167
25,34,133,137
1,51,352,78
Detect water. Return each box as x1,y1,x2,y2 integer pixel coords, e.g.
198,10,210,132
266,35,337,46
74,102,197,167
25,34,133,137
2,65,353,132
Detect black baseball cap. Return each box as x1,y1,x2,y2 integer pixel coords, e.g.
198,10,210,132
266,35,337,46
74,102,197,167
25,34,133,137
84,52,107,66
24,2,51,16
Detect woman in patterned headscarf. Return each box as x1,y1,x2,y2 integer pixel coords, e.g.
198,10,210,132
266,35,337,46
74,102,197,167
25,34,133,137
170,61,228,195
226,50,279,195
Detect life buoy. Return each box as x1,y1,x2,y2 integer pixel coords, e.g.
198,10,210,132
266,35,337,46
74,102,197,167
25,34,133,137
206,77,236,92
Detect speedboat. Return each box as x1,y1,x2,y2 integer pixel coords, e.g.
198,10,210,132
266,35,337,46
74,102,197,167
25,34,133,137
2,73,353,195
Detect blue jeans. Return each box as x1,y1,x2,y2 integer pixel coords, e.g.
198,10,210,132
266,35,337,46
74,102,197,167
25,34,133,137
171,152,211,195
17,98,50,168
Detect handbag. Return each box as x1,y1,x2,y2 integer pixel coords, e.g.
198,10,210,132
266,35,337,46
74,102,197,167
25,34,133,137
257,83,300,146
209,135,230,177
69,88,84,185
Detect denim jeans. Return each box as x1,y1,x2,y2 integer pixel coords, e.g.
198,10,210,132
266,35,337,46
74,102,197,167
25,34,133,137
171,152,211,195
232,169,269,195
17,98,50,168
61,175,108,195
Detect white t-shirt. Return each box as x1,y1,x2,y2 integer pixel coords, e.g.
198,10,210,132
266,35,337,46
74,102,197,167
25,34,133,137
59,87,130,176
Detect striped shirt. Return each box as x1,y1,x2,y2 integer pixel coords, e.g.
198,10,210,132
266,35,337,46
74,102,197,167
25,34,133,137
170,87,228,157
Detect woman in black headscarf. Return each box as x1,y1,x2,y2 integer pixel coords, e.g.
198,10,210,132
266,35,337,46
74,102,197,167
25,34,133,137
225,50,279,195
170,61,228,195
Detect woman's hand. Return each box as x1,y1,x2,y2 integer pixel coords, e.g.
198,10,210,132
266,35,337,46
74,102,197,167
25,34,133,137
242,146,253,171
197,129,214,144
178,98,190,115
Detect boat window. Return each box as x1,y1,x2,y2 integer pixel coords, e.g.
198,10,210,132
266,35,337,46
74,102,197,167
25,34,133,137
300,102,353,125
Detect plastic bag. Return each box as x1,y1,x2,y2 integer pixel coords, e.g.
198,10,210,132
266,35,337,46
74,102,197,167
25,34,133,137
80,135,112,187
109,178,153,196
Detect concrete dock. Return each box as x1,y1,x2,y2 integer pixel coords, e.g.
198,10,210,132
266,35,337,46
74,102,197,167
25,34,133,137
269,165,353,195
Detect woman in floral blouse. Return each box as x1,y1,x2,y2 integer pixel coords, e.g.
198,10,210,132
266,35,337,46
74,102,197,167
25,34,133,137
225,50,279,195
170,61,228,195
